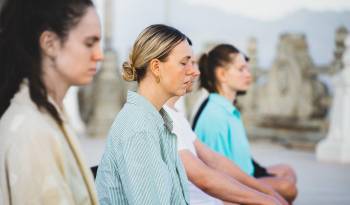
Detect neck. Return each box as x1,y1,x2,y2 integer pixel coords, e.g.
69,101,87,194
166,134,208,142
43,78,69,110
42,60,70,110
218,85,236,103
138,78,171,111
166,96,181,110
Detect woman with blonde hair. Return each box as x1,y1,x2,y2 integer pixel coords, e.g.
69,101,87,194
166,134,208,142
96,24,197,204
0,0,103,204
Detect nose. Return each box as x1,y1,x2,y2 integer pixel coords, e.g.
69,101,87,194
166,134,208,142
192,67,200,78
92,46,104,62
186,61,200,78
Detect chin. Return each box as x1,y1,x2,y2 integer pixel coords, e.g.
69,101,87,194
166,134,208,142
74,77,94,86
186,88,193,93
236,88,248,93
186,85,194,93
175,89,186,96
240,85,250,91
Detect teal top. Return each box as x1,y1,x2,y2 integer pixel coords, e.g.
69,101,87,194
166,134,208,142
96,91,189,205
194,93,254,176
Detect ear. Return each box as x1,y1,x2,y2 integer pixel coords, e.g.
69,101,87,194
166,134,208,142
149,58,161,78
39,31,60,58
215,67,228,84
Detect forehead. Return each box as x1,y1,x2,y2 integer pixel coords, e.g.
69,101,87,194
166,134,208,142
67,7,101,38
231,53,247,66
169,40,193,59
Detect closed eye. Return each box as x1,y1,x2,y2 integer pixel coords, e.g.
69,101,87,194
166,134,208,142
85,42,94,47
85,36,100,48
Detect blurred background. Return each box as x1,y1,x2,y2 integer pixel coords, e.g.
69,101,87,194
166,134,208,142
81,1,350,204
80,1,350,204
83,0,350,143
2,0,347,204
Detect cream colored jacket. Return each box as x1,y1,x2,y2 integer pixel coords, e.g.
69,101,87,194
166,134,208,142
0,82,99,205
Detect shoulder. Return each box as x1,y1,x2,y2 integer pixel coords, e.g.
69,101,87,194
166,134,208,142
109,104,155,137
1,100,60,139
196,101,229,129
105,104,161,153
0,101,64,160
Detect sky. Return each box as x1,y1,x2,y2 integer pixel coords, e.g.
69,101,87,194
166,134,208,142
187,0,350,21
92,0,350,68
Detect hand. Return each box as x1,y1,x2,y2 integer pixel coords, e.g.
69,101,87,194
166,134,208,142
261,183,289,205
262,195,282,205
272,191,289,205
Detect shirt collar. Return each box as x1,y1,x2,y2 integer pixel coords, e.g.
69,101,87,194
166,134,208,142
209,93,240,117
126,91,173,132
160,108,173,132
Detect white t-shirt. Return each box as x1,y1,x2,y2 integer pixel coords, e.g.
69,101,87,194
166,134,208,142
164,105,223,205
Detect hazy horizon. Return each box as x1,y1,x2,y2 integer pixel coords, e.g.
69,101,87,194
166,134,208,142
187,0,350,21
94,0,350,68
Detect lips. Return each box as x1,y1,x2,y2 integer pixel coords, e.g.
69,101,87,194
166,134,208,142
184,80,192,86
88,68,97,74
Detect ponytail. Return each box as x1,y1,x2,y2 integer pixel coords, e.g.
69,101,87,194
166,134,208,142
0,0,27,118
198,53,217,93
198,44,241,93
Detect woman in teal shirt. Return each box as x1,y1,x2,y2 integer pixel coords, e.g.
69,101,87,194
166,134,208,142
194,44,297,203
96,25,197,204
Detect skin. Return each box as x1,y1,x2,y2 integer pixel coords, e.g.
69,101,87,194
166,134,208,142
215,53,298,203
166,58,286,205
138,40,196,111
166,58,199,106
40,7,103,109
179,145,286,205
216,53,252,103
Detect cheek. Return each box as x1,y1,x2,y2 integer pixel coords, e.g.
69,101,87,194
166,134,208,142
227,73,243,87
57,55,80,75
60,47,88,69
228,72,240,82
56,50,91,82
165,66,185,84
173,70,187,87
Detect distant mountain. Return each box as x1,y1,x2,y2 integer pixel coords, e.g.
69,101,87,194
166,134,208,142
170,1,350,67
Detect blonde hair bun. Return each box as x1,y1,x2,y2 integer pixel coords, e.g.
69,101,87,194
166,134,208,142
122,61,136,81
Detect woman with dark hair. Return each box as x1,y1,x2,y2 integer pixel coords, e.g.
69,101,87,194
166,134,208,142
96,24,197,204
0,0,103,204
194,44,298,203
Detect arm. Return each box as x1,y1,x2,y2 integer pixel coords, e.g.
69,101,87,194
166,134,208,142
194,139,288,205
179,150,279,205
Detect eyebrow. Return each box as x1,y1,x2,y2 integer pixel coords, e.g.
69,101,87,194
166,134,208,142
86,36,101,42
181,56,191,61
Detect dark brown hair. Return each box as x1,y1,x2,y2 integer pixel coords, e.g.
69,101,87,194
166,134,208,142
0,0,94,125
198,44,241,93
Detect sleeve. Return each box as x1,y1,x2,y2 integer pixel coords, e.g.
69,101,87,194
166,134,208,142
5,134,76,205
118,131,172,205
175,120,197,152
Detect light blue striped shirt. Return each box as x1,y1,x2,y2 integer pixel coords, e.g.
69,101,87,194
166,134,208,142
195,93,254,176
96,91,189,205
